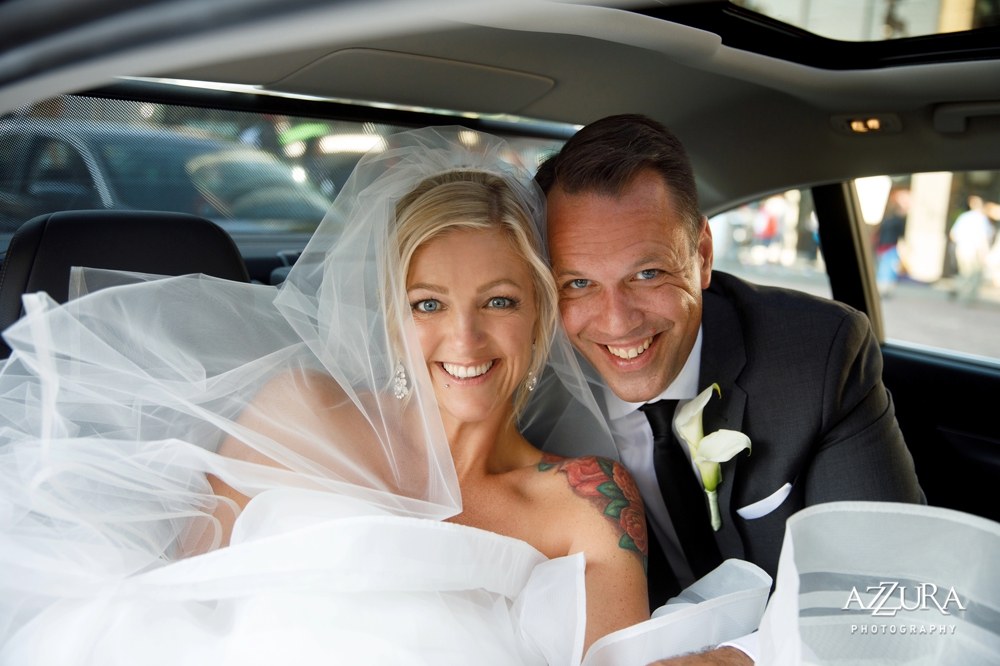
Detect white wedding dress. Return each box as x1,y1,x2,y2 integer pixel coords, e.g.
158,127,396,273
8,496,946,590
3,484,587,665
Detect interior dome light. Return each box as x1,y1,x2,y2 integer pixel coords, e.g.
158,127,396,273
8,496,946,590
832,114,901,135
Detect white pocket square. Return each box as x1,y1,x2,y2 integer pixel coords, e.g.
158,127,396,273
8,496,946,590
736,482,793,520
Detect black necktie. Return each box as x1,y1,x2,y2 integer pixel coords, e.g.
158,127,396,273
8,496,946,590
644,511,680,610
640,399,724,580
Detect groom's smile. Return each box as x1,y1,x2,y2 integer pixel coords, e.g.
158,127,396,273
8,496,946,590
606,336,653,360
547,169,713,403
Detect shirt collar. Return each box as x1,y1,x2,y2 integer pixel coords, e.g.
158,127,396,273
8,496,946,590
603,325,703,421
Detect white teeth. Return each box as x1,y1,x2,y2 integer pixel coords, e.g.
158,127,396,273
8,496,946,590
442,360,494,379
606,337,652,360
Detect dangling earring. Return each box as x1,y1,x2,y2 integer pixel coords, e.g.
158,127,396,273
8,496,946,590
526,341,538,392
393,360,410,400
525,371,538,392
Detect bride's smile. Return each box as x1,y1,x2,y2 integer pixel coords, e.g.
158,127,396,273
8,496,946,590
407,227,537,428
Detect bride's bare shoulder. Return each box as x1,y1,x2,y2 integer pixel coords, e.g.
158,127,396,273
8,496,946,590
534,453,649,566
216,369,356,464
251,368,348,411
534,453,650,636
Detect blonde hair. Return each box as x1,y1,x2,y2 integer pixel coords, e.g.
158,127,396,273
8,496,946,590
393,170,556,421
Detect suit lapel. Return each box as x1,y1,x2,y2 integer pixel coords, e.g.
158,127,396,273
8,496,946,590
699,289,747,560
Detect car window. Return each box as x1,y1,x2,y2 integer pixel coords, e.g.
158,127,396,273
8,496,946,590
22,136,101,213
98,138,216,215
0,96,564,253
859,171,1000,360
0,133,21,189
709,188,832,299
0,133,23,230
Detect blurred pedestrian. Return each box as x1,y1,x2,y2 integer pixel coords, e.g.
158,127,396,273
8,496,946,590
875,188,910,297
983,201,1000,288
950,195,996,303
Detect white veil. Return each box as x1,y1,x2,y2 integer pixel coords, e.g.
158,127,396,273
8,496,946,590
0,127,615,649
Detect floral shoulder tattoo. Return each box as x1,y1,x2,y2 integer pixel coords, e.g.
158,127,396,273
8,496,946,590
538,453,648,574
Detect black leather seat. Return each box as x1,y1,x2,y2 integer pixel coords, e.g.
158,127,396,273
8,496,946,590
0,210,251,358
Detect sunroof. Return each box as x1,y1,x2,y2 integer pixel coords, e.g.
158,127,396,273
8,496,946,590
742,0,1000,42
637,1,1000,69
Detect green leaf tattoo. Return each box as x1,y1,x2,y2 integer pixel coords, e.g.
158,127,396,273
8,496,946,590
597,481,626,501
604,499,630,518
597,457,615,478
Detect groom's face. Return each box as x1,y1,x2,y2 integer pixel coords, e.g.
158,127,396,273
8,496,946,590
547,170,713,403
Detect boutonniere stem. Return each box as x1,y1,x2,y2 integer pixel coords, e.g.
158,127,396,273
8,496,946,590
674,383,751,531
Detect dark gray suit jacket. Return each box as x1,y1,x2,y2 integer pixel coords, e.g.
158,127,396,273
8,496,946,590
524,270,924,582
697,271,924,578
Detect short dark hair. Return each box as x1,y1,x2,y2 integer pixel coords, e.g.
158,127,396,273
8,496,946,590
536,114,701,241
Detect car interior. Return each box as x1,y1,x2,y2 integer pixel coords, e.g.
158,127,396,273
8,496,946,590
1,0,999,532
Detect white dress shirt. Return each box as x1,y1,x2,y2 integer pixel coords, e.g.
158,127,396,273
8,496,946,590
601,327,759,662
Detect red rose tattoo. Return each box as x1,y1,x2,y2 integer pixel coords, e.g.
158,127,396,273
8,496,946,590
562,456,608,497
538,454,648,574
614,464,643,507
619,505,647,555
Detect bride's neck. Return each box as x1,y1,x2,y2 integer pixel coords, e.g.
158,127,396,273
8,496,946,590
443,407,532,482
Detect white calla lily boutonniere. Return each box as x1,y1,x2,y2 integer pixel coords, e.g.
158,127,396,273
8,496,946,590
674,383,751,531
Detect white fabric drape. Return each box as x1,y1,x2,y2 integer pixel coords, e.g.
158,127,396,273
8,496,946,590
758,502,1000,665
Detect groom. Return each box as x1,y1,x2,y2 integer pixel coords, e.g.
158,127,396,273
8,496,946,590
527,115,924,663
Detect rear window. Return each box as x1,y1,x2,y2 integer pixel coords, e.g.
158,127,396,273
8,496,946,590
97,138,215,213
0,95,565,262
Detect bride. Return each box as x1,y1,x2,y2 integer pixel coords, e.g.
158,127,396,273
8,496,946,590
0,128,648,664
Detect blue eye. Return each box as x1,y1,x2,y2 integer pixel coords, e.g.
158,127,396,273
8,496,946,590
636,269,659,280
487,297,515,309
413,299,440,312
568,279,590,289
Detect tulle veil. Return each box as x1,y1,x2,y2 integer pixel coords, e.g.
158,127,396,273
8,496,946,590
0,127,616,649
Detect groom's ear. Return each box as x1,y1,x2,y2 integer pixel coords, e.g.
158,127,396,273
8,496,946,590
697,215,713,290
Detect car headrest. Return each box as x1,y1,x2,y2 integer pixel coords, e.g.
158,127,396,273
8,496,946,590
0,210,251,358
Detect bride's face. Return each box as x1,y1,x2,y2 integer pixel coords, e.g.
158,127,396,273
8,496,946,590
407,228,537,426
